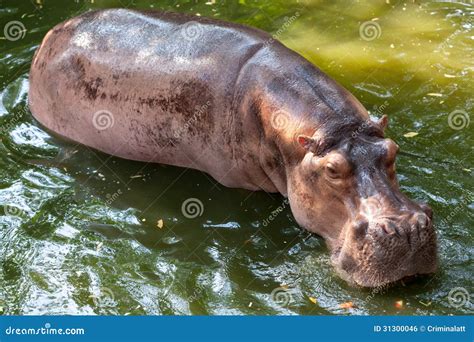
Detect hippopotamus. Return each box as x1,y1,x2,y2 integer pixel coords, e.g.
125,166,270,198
28,9,437,287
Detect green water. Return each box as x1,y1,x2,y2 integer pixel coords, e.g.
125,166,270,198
0,0,472,315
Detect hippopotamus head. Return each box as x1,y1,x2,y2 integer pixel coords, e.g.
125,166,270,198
287,115,437,287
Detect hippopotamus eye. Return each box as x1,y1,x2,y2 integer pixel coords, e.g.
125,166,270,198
326,163,340,178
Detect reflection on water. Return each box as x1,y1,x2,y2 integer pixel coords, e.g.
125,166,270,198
0,0,473,315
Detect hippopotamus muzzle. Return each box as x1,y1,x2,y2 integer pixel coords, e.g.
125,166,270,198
333,200,437,288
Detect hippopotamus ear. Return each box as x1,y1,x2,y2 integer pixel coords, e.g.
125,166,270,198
297,135,321,154
377,115,389,131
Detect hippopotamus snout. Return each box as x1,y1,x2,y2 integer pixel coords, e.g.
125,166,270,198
335,204,437,288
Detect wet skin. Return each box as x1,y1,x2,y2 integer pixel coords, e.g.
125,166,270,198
28,9,437,287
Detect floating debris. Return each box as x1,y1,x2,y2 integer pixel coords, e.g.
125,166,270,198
309,297,318,304
419,300,432,307
403,132,419,138
339,301,354,309
157,219,164,229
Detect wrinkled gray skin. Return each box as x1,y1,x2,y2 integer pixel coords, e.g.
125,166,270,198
29,9,437,287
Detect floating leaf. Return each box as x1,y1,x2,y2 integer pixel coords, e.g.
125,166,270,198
157,219,164,229
427,93,443,97
309,297,318,304
395,300,404,309
339,301,354,309
403,132,419,138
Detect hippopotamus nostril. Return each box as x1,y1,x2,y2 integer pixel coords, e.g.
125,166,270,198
385,220,401,237
353,220,368,238
378,222,391,235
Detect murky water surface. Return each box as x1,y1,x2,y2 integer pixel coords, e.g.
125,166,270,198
0,0,472,315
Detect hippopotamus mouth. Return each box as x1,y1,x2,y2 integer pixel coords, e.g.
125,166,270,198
288,118,438,288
